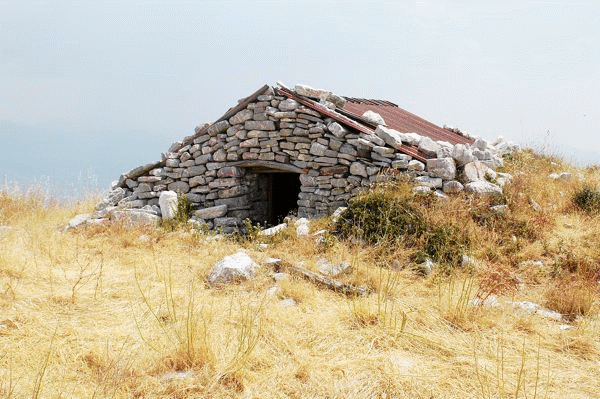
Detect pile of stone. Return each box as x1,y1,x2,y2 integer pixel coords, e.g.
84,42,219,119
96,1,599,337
77,82,518,231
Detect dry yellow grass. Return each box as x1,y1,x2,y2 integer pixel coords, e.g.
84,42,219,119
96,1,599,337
1,151,600,398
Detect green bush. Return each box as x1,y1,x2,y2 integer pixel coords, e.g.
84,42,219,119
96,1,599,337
573,186,600,214
335,190,426,246
423,223,471,267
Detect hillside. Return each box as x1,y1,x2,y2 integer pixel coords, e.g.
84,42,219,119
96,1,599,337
0,149,599,398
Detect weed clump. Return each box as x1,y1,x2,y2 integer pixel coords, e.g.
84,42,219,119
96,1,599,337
336,187,471,269
335,189,426,246
573,186,600,214
423,223,471,267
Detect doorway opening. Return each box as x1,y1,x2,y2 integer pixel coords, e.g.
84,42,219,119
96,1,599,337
266,172,301,226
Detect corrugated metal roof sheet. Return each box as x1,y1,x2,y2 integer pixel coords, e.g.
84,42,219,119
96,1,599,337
275,87,429,162
342,98,473,146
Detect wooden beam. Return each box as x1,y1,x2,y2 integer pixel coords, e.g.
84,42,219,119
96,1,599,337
283,263,372,297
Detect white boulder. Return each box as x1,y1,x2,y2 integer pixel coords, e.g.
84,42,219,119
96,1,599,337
208,250,258,285
159,191,178,219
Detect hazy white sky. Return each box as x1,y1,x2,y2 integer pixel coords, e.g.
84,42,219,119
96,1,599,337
1,1,599,192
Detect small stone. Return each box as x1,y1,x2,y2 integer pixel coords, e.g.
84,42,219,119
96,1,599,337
279,298,297,307
416,258,435,276
350,162,368,178
362,110,386,125
295,218,310,236
452,144,476,166
207,120,230,136
462,161,494,183
273,272,289,282
167,181,189,194
472,137,488,151
464,181,502,195
316,259,351,277
413,186,432,196
244,120,276,131
258,243,269,251
407,160,425,172
490,205,508,214
418,137,441,157
374,126,404,150
260,223,288,236
443,180,464,194
414,176,443,188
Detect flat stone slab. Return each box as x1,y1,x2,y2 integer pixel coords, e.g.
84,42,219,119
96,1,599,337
111,210,161,227
194,205,227,220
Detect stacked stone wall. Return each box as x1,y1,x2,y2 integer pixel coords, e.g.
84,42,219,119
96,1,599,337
93,83,518,232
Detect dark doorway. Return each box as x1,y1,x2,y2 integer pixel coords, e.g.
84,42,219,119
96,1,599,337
267,173,301,226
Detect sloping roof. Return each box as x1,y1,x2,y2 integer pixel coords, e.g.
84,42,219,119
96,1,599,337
342,98,473,146
275,87,427,162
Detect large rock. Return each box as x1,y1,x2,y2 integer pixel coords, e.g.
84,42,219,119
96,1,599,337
374,126,404,150
418,137,441,158
194,204,227,220
452,144,476,166
327,122,348,138
207,120,230,136
159,191,178,219
228,109,254,125
462,161,495,183
96,188,126,211
67,214,93,229
279,99,299,111
464,181,502,195
362,110,386,125
403,132,421,146
427,158,456,180
414,176,443,188
208,250,258,285
294,84,329,100
472,137,488,151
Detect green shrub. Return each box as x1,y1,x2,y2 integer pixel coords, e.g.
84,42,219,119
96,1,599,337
335,190,426,246
573,186,600,214
423,223,471,267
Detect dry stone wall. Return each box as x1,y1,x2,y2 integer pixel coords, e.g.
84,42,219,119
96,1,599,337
90,83,518,232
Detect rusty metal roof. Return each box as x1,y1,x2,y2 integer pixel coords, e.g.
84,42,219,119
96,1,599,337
275,87,430,162
342,98,474,146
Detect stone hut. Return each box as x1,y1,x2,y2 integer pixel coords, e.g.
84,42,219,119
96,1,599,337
95,82,513,232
